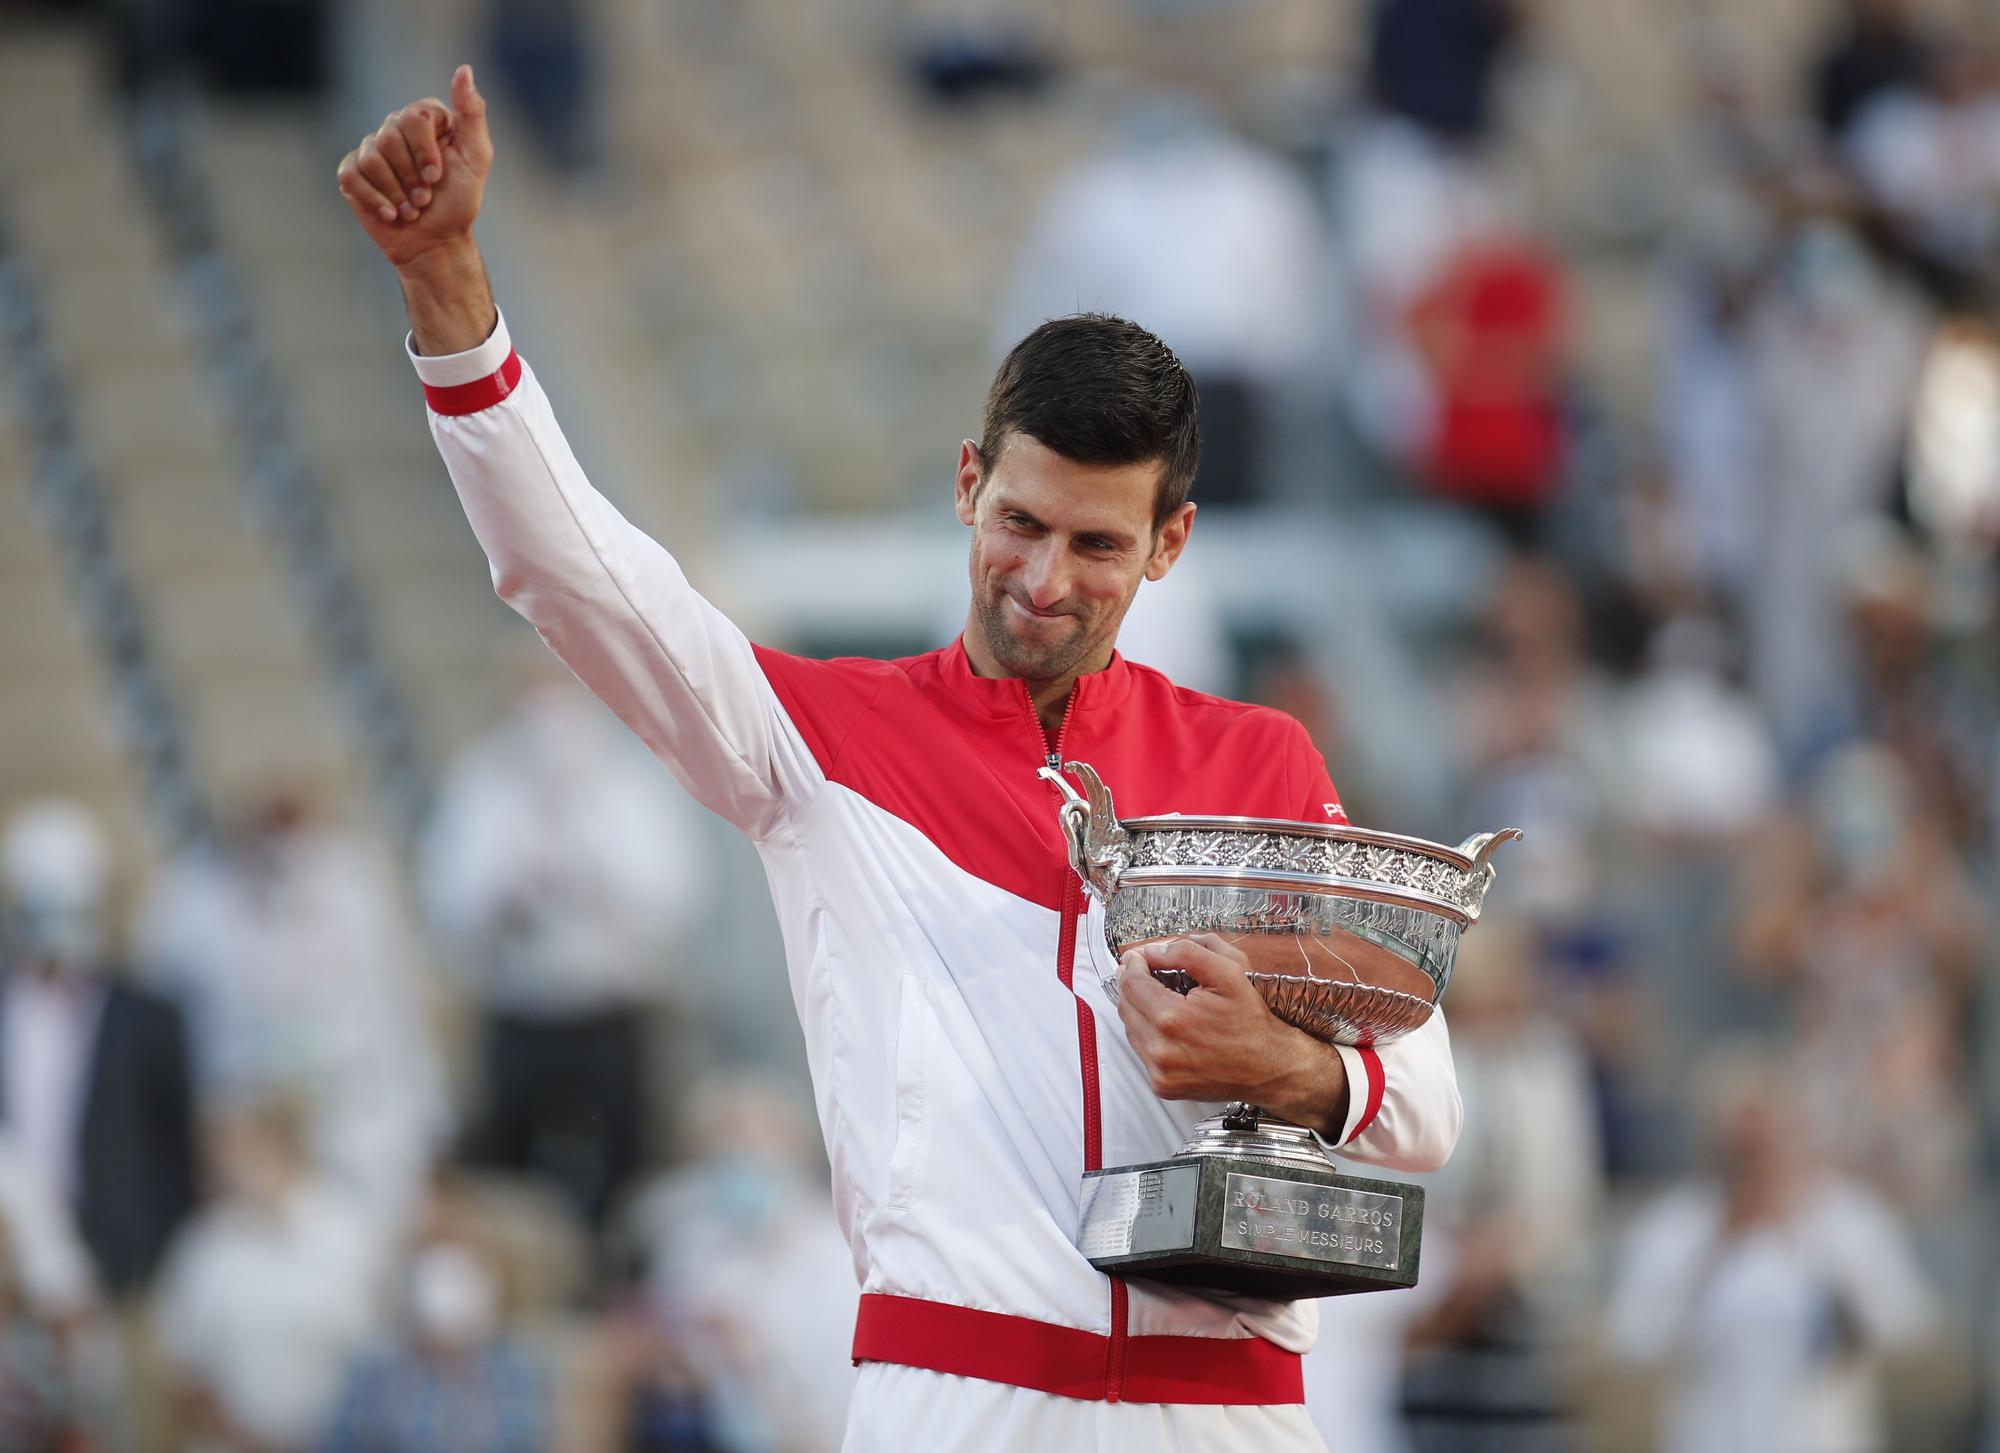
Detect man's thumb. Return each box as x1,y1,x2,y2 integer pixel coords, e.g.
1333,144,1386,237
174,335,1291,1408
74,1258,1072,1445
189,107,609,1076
451,64,489,142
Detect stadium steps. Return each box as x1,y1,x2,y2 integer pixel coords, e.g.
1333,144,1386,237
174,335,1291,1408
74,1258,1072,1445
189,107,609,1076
187,105,523,769
0,24,360,819
0,27,141,830
0,354,148,850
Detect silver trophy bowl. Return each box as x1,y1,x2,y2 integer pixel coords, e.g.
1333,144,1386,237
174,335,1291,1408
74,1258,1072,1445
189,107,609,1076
1043,760,1519,1167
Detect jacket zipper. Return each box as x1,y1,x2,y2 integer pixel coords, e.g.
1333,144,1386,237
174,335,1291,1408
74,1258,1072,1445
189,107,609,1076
1030,681,1127,1401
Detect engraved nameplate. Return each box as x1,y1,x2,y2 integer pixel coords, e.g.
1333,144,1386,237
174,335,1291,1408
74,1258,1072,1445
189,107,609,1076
1218,1172,1403,1270
1079,1165,1198,1259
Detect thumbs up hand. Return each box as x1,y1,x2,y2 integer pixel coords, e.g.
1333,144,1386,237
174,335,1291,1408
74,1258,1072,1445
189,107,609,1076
336,65,494,271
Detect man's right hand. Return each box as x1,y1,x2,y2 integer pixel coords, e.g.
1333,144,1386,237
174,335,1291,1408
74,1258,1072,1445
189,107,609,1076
337,65,500,356
336,64,493,270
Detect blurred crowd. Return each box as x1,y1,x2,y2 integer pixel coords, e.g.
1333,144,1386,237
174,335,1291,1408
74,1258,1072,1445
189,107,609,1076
0,661,859,1453
4,0,2000,1449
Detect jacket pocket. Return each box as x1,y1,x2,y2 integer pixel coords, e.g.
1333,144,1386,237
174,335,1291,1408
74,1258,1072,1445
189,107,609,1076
884,974,933,1211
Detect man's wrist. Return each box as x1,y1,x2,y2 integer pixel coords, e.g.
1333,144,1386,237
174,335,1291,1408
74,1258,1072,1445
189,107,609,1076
396,238,497,358
1254,1034,1350,1141
393,234,481,287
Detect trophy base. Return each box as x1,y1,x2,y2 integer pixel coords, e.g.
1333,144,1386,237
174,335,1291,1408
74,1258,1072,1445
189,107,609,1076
1078,1144,1424,1300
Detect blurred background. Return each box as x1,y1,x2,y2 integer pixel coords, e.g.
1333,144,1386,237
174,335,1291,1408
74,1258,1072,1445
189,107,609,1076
0,0,1996,1447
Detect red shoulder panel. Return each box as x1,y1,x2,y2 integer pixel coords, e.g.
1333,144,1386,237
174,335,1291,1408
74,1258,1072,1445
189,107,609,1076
750,645,1342,909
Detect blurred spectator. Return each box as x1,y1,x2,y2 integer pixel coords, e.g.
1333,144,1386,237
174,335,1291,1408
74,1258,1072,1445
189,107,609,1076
1651,253,1766,607
1620,611,1780,844
1336,112,1568,524
1649,24,1792,610
490,0,599,172
0,1208,113,1452
1404,234,1570,539
154,1097,383,1453
422,668,711,1228
1607,1055,1938,1453
623,1074,856,1452
1902,316,2000,569
1448,563,1659,1179
0,1136,96,1327
0,801,197,1300
111,0,330,95
1367,0,1519,144
136,787,449,1233
320,1238,548,1453
1735,747,1985,1210
1812,0,1936,143
1844,40,2000,299
587,1307,729,1453
1737,218,1932,760
901,0,1052,107
1332,35,1571,537
1393,918,1601,1449
1452,554,1624,929
992,94,1329,504
1811,522,1997,852
1303,1286,1424,1453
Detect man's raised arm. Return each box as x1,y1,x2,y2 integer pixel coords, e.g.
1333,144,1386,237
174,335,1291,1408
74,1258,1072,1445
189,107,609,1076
335,69,821,837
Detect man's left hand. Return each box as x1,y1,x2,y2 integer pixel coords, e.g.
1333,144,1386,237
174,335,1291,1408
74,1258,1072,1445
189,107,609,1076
1115,934,1350,1137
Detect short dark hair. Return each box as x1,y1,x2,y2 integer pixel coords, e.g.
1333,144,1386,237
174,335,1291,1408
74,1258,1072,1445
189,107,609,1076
978,314,1201,533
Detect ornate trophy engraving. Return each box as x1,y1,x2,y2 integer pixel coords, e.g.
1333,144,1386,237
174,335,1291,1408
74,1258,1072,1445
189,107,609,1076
1044,760,1519,1299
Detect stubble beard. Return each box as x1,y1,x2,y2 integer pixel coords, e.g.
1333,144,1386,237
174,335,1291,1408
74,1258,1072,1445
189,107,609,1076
973,592,1101,685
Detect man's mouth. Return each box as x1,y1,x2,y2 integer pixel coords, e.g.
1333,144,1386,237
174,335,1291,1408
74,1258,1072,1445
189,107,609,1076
1006,593,1070,621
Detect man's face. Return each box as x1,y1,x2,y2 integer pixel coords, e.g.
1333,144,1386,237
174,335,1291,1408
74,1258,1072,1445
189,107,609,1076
955,432,1193,683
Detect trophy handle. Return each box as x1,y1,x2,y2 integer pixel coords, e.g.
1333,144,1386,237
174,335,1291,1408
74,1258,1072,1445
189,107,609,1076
1038,760,1129,901
1452,827,1524,922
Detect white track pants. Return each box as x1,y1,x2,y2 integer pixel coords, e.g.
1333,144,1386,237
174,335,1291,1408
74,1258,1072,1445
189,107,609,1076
841,1363,1329,1452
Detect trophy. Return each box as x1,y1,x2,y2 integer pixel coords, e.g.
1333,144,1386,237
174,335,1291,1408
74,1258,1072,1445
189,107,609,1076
1042,761,1518,1300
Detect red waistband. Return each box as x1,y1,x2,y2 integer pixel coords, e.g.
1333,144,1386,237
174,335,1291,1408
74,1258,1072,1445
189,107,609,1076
851,1293,1304,1406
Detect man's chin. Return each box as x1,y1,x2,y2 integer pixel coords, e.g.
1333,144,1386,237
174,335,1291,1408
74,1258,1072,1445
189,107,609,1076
989,631,1094,683
973,602,1104,680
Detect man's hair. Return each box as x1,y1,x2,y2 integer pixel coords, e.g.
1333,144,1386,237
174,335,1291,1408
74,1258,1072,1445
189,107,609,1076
978,314,1201,533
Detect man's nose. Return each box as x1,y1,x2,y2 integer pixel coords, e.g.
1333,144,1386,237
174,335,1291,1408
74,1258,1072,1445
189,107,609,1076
1021,543,1071,610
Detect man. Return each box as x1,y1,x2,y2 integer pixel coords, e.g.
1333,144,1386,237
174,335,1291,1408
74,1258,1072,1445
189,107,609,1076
421,659,711,1227
0,800,197,1301
1606,1057,1936,1453
337,68,1462,1449
153,1095,382,1453
135,787,450,1236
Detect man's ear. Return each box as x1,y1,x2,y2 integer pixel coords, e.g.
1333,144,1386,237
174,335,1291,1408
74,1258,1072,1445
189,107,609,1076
1143,502,1197,582
954,441,982,527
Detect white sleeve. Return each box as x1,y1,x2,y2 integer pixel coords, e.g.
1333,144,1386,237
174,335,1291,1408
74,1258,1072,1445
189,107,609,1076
1805,1183,1938,1353
410,315,822,839
1331,1010,1462,1174
1604,1195,1712,1365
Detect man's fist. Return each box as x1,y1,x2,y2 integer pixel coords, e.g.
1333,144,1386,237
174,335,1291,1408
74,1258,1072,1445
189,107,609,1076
336,65,493,270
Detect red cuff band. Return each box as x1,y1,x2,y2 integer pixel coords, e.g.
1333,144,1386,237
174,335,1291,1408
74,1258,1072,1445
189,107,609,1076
1347,1046,1386,1142
422,349,523,415
852,1294,1303,1405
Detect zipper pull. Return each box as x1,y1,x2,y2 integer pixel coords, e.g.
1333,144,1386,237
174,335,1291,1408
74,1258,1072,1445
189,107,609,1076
1046,751,1061,772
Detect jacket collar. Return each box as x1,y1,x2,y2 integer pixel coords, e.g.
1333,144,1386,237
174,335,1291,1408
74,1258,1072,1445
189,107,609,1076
937,636,1135,720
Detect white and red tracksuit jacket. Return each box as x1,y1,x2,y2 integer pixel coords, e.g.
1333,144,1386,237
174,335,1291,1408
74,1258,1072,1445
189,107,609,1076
412,316,1463,1406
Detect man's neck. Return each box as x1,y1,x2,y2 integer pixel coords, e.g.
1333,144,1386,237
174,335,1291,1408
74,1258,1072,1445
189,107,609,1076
960,622,1104,743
